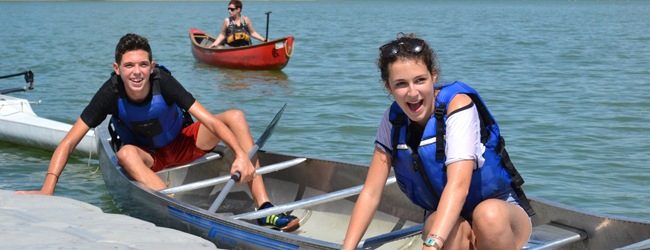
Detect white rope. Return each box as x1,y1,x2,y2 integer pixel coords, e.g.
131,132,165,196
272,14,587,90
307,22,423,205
88,132,99,174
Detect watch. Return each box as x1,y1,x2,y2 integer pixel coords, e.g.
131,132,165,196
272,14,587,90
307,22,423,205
423,238,442,250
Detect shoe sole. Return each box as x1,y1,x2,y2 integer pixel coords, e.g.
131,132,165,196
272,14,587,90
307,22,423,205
279,218,300,232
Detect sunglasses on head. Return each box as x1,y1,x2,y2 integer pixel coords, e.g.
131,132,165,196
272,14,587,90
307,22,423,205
379,38,425,57
228,7,237,11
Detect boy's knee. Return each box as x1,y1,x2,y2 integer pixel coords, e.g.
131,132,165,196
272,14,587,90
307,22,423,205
216,109,247,124
229,109,246,122
116,145,137,162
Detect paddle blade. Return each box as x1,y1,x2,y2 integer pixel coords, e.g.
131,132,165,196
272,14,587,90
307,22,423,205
255,103,286,149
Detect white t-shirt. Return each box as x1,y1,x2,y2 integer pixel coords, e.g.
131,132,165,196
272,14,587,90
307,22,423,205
374,102,486,169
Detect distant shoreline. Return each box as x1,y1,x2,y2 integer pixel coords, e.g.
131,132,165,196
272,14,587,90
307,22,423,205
0,0,328,1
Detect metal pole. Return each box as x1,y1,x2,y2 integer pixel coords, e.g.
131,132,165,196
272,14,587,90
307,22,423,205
159,158,306,195
265,11,271,42
0,71,27,80
232,176,397,220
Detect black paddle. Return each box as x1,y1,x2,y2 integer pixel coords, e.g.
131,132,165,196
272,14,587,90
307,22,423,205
264,11,271,42
208,103,287,213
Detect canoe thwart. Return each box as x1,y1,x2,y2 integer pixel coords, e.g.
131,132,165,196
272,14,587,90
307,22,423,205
523,222,587,250
231,176,397,220
159,158,307,195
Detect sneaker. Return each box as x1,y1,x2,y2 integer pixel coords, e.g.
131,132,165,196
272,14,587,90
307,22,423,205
257,202,300,232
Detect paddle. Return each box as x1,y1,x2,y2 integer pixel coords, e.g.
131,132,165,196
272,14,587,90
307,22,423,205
207,103,287,213
264,11,271,42
0,70,34,94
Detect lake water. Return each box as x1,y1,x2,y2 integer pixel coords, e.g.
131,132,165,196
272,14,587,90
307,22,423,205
1,0,649,221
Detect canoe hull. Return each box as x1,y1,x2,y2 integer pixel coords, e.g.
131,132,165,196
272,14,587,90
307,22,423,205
0,95,96,157
95,117,650,250
190,28,294,71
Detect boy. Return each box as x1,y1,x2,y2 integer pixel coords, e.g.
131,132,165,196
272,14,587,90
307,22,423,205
16,33,299,232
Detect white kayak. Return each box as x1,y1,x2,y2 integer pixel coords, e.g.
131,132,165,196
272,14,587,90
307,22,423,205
0,94,96,158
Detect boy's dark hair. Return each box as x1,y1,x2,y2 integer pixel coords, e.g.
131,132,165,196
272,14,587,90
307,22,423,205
115,33,152,64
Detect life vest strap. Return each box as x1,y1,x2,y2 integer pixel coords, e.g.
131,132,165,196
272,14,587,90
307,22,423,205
390,113,405,167
107,119,122,153
496,135,536,216
434,103,447,159
409,145,441,202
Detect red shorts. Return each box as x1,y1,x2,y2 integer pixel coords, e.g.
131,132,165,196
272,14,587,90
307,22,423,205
140,122,211,172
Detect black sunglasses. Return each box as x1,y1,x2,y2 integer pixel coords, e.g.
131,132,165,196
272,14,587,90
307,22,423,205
379,38,425,57
228,7,237,11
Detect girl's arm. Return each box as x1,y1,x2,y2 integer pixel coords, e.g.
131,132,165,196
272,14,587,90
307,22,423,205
342,146,392,249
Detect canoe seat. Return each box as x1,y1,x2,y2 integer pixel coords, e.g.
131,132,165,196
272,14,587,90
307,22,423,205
523,222,587,250
199,38,213,46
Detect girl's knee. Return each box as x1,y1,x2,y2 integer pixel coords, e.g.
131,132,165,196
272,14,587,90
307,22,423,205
474,200,508,222
472,200,512,235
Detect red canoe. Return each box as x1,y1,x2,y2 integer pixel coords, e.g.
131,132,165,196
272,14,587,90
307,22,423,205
189,28,294,70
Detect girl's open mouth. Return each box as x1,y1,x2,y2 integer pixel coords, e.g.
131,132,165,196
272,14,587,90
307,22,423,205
407,100,423,113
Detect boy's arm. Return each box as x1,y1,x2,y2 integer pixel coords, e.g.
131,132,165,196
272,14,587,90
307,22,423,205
15,118,91,195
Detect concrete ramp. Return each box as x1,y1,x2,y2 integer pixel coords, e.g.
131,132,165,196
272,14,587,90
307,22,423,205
0,190,222,249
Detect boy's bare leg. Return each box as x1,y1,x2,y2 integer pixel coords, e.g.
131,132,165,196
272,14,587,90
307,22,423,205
196,109,270,208
116,145,168,191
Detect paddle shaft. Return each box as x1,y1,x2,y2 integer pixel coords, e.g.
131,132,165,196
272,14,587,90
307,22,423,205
265,11,271,42
208,171,240,213
207,104,287,213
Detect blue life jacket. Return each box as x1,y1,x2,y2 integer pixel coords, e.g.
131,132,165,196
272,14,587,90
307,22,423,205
109,66,188,151
390,81,534,216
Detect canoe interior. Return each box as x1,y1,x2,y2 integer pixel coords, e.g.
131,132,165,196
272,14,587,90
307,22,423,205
154,145,425,249
192,32,216,47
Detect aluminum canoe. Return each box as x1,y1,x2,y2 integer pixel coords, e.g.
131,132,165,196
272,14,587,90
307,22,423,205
95,117,650,250
0,94,96,157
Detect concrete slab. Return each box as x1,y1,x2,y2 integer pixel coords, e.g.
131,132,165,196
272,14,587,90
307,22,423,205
0,190,222,249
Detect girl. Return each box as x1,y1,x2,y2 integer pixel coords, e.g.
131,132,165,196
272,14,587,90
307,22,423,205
341,33,533,250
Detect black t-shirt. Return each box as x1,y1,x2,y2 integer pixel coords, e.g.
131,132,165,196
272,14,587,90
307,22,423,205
80,70,196,128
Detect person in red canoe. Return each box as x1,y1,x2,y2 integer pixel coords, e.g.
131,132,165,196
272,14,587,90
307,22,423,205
209,0,266,48
16,33,299,232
